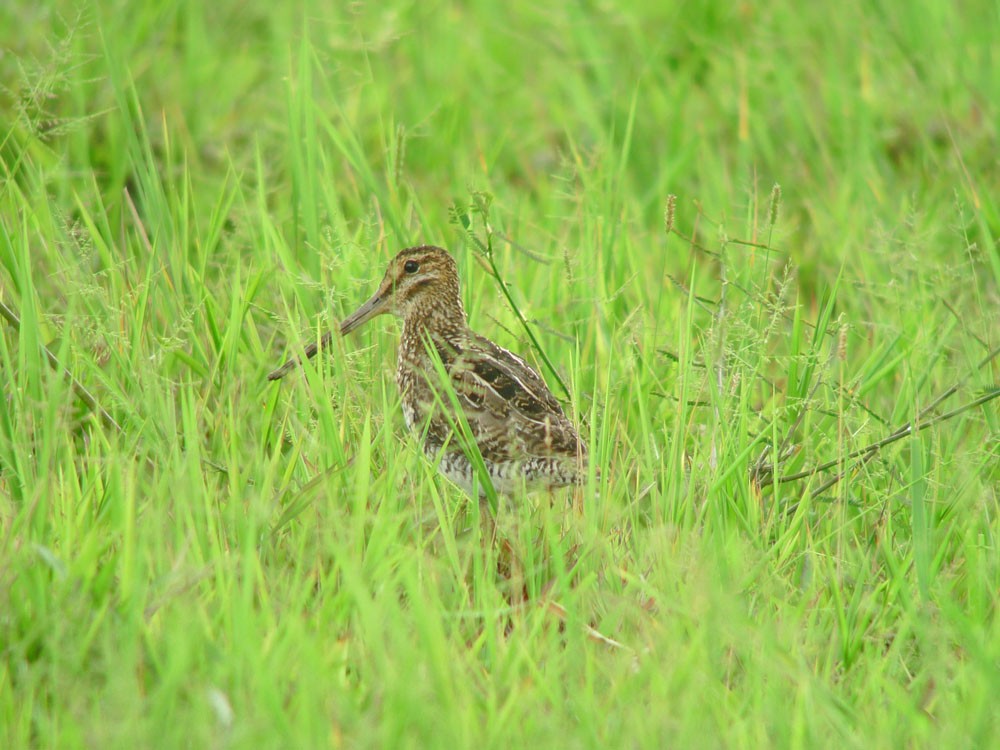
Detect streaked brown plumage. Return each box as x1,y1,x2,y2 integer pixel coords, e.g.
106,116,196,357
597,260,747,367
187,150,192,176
336,245,588,495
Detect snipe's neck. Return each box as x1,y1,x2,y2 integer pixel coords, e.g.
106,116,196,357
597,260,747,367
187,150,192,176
401,287,467,340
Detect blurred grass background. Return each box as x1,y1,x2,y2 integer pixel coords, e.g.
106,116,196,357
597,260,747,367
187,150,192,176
1,1,997,747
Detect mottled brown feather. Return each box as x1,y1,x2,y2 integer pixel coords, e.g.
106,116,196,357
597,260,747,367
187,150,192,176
340,245,587,495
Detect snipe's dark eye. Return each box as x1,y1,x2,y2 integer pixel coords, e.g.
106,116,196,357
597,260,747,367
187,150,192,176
403,259,419,274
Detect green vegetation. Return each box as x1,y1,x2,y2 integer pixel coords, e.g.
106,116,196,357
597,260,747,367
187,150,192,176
1,1,997,747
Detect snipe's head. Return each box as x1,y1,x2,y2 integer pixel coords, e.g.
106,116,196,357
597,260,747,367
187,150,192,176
340,246,465,335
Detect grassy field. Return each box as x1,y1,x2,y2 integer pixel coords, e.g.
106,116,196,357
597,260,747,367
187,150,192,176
1,1,998,747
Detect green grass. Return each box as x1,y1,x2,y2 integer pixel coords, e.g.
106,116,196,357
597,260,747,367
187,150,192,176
2,1,998,747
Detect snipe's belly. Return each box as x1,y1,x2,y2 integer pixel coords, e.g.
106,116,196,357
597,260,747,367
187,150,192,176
434,448,583,496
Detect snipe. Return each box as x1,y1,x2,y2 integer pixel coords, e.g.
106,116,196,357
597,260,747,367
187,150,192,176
270,245,588,496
